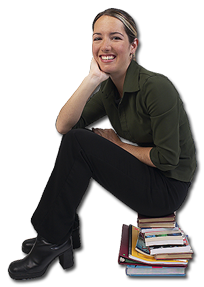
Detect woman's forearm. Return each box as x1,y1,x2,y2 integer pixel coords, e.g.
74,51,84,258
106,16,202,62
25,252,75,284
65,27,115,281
56,59,109,135
56,75,100,134
119,142,156,167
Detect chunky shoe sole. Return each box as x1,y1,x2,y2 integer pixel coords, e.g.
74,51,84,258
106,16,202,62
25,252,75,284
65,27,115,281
9,237,74,280
9,248,74,280
59,248,74,269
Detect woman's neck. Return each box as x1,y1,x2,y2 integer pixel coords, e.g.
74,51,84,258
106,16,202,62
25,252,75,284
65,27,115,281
110,61,131,98
110,73,126,98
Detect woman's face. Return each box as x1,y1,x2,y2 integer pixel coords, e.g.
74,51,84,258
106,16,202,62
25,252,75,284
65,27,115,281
92,15,137,77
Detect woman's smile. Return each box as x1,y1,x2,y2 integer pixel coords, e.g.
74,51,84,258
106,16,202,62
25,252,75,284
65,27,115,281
99,54,116,62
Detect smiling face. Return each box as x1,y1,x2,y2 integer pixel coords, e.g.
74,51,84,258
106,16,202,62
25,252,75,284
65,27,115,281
92,15,137,78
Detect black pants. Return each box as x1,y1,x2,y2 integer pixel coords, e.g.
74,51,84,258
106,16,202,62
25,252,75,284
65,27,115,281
31,129,190,244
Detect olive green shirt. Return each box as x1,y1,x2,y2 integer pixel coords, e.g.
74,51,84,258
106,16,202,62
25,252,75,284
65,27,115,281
74,61,196,182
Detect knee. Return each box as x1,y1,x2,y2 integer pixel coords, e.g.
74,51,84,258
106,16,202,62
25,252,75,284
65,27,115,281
64,128,89,137
62,128,92,145
62,129,77,144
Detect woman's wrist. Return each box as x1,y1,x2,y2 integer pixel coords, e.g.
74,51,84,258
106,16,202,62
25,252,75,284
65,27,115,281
86,72,108,88
86,73,101,86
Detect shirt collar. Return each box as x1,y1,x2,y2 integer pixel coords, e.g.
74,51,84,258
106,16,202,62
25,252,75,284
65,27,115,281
101,60,140,96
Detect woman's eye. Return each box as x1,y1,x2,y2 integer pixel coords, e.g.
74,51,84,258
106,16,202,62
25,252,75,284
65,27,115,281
93,37,102,41
112,36,122,40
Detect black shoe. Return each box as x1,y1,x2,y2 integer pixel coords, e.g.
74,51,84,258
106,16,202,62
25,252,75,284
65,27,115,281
22,226,80,254
8,235,74,280
22,237,37,254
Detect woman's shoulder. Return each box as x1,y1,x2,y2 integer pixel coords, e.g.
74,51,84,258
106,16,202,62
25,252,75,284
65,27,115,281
135,63,180,114
136,62,172,89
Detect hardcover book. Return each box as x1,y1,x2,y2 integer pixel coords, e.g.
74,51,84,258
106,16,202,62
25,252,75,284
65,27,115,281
126,265,186,277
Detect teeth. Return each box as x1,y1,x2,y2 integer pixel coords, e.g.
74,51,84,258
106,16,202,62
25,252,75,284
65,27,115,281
101,56,115,60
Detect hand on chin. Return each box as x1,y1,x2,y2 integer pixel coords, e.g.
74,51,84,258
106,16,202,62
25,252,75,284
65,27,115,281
97,62,111,76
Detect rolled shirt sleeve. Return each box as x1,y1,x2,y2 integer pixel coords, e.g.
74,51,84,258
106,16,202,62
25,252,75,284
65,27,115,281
145,76,182,171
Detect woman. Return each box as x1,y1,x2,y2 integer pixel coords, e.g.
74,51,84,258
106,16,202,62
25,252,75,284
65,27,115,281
8,8,196,280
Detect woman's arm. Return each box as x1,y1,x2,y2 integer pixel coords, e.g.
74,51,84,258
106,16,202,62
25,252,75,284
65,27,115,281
56,59,109,134
92,128,156,167
119,143,155,167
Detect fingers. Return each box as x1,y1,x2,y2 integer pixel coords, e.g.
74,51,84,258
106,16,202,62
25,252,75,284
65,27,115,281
89,58,110,82
92,128,115,137
93,128,104,136
90,58,100,71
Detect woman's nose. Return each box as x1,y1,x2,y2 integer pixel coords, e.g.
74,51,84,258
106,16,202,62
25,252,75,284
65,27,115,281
101,38,111,52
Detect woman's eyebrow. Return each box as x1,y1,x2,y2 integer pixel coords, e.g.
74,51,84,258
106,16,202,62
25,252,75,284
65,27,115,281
93,32,124,37
110,32,124,37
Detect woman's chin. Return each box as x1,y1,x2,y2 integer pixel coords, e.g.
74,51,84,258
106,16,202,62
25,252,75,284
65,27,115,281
99,65,113,75
96,61,113,76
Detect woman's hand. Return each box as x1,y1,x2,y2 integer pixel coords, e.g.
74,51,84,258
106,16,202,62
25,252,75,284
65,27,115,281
88,58,109,83
92,128,122,146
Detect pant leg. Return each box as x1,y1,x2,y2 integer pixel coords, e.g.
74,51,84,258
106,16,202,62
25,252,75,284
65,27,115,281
31,129,189,243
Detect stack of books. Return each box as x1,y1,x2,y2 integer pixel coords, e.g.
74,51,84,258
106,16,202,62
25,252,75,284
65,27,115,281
118,213,193,277
94,214,132,280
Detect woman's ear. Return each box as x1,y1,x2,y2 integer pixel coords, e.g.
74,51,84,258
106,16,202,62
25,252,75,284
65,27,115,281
130,38,138,55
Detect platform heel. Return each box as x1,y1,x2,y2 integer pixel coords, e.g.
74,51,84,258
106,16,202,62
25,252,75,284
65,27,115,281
59,246,74,269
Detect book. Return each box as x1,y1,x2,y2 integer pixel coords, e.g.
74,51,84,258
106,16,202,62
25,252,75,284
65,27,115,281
155,253,193,260
150,235,193,255
126,265,186,277
137,213,176,228
140,229,183,246
142,227,180,236
135,231,193,259
138,213,176,223
118,224,140,265
138,222,176,228
128,225,188,266
135,230,152,257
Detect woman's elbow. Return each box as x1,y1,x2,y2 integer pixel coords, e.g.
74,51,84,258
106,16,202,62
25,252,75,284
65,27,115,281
150,148,180,171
